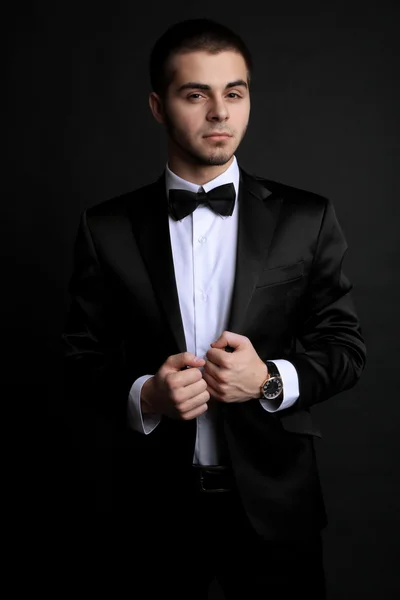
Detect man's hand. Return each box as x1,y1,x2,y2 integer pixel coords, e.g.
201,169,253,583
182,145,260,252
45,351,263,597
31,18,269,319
203,331,268,403
141,352,210,420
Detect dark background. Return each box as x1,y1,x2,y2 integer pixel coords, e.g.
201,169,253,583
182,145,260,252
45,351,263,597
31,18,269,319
6,0,400,597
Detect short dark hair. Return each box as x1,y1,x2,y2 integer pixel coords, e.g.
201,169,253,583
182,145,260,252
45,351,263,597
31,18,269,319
149,18,253,97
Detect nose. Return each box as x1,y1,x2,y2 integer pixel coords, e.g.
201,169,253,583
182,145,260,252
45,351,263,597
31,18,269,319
206,96,229,122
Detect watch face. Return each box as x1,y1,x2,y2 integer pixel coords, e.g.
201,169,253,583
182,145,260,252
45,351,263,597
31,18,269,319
263,377,283,400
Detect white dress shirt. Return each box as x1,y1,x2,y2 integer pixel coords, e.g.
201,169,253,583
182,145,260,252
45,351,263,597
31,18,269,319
127,156,299,465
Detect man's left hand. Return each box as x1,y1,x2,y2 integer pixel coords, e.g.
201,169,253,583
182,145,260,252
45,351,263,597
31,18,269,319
203,331,268,403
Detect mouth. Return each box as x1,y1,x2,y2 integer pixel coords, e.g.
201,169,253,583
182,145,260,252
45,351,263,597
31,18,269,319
204,133,232,141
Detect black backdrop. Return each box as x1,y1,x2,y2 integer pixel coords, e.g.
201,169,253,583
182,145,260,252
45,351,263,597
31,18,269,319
6,1,400,597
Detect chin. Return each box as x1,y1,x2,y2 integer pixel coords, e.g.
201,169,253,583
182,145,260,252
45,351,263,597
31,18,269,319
199,148,233,166
206,156,232,166
207,150,234,165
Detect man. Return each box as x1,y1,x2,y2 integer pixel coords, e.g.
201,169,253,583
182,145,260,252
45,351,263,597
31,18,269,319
62,18,366,599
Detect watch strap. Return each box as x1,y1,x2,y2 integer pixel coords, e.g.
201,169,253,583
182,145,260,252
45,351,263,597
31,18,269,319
265,361,280,378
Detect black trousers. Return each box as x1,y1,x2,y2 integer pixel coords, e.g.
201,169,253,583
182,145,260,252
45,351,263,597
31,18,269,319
66,481,326,600
158,489,326,599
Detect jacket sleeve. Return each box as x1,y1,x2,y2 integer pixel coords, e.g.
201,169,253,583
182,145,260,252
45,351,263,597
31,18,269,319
289,198,366,408
61,210,135,430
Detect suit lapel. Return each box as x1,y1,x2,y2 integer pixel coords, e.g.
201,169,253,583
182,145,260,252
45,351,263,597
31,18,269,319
124,168,282,352
127,174,187,354
227,169,283,333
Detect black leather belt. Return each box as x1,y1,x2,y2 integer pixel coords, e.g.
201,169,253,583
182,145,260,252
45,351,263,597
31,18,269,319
191,465,235,493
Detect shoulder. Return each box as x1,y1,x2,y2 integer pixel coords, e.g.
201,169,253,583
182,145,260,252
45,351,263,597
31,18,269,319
240,167,330,211
84,177,164,222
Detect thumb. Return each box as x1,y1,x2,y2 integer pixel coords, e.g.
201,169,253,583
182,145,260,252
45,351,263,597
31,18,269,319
166,352,205,372
210,331,247,350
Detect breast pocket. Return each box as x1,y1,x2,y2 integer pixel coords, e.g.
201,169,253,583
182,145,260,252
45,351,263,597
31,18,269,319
256,260,304,289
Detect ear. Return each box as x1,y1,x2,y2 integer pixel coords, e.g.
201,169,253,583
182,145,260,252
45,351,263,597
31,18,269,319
149,92,165,124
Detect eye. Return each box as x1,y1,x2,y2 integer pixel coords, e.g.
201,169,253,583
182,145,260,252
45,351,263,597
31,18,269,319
226,92,241,99
188,93,204,100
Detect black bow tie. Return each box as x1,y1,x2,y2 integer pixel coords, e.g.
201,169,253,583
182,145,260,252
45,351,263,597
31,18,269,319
167,182,236,221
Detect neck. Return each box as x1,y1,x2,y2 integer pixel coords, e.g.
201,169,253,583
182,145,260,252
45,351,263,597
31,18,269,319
167,154,234,186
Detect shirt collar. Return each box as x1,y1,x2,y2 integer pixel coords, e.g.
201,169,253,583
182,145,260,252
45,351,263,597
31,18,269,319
165,156,240,198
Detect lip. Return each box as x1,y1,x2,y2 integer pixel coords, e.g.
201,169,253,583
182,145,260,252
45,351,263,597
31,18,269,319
204,134,232,140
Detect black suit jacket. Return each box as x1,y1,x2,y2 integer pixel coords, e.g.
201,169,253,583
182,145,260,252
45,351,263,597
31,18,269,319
62,167,366,539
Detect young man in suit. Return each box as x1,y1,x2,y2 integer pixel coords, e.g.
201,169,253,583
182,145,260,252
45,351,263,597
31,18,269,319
62,18,366,599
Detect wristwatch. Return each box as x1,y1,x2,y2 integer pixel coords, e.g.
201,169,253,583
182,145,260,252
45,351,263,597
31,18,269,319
260,361,283,401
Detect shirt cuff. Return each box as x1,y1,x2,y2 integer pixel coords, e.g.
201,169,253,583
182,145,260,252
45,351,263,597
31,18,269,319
127,375,161,434
259,359,299,413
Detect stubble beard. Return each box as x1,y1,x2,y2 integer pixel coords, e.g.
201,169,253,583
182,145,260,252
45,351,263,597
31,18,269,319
165,114,248,167
196,144,233,167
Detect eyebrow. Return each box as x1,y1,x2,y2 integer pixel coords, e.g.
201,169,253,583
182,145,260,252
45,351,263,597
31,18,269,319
177,79,248,92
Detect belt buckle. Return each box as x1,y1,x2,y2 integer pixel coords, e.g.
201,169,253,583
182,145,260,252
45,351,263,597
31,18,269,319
199,466,231,493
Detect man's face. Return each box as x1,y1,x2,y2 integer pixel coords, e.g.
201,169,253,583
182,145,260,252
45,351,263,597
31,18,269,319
155,50,251,168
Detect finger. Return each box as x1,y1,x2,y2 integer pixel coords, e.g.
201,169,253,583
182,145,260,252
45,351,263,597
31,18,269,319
205,347,232,367
205,380,220,401
178,366,205,387
184,377,209,399
180,401,209,421
165,360,202,390
169,376,207,405
210,331,248,351
203,370,220,394
203,359,220,380
166,352,205,372
179,390,210,419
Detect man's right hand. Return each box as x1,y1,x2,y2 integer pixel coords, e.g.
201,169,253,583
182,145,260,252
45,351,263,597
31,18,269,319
140,352,210,420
